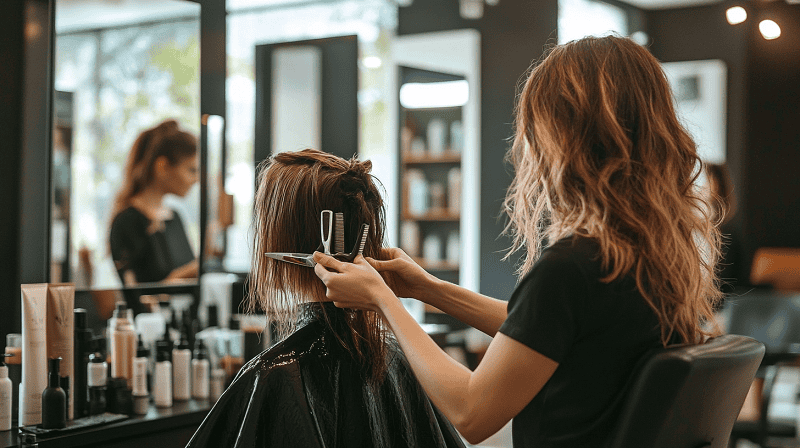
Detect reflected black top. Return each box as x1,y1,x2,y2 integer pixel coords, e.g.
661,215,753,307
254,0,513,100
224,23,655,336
109,206,194,284
499,236,663,448
187,302,466,448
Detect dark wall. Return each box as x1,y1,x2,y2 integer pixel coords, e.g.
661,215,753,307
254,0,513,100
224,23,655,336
648,3,800,283
399,0,558,300
0,0,55,345
743,2,800,255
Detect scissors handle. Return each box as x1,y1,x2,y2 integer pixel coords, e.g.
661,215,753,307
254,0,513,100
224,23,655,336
320,210,333,255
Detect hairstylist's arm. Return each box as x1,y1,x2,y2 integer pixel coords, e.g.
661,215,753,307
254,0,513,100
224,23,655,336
367,248,507,336
314,253,558,444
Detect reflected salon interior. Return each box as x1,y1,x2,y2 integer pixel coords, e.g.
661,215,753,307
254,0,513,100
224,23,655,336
2,0,800,447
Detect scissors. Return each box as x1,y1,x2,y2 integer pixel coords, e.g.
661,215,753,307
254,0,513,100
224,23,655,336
264,210,369,268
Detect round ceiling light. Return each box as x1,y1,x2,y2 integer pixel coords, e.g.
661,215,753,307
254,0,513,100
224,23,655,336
759,19,781,40
726,6,747,25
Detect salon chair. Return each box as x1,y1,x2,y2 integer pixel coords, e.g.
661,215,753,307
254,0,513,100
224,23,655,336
606,334,764,448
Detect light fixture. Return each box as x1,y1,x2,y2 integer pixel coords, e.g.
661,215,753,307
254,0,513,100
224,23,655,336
399,80,469,109
759,19,781,39
726,6,747,25
362,56,382,69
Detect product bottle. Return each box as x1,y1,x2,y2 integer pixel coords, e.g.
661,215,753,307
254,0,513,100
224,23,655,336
209,368,225,402
73,309,93,419
132,336,149,415
87,352,107,416
110,303,136,387
191,340,210,400
154,345,172,408
220,318,244,385
42,357,66,429
4,334,21,427
172,331,191,401
1,354,12,431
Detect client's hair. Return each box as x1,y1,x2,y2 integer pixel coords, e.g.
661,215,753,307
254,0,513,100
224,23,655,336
248,149,388,381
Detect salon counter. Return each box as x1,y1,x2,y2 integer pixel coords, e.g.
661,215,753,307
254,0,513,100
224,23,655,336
0,399,211,448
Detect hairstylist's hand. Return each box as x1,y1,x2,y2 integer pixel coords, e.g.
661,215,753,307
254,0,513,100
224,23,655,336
313,253,395,313
366,248,438,301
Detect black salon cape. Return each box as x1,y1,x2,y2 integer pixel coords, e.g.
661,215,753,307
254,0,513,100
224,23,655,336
186,303,466,448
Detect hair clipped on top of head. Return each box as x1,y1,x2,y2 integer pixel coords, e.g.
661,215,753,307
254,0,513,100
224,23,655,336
503,35,723,346
248,149,388,382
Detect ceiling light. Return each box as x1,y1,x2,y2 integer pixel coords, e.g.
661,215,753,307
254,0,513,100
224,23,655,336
400,80,469,109
759,19,781,40
362,56,382,69
726,6,747,25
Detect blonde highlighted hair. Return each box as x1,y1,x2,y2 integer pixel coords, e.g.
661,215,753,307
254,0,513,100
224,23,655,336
248,149,388,381
503,36,723,346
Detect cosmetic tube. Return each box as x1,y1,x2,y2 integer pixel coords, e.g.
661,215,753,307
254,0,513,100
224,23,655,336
73,309,92,419
5,334,21,426
41,357,66,429
1,354,12,431
172,331,191,402
110,303,136,388
46,283,74,420
154,347,172,408
87,352,107,416
132,336,149,415
20,283,48,426
191,340,209,400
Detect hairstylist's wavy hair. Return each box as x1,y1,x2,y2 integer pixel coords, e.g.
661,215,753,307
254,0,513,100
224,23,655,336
111,119,197,219
248,149,388,381
503,35,723,346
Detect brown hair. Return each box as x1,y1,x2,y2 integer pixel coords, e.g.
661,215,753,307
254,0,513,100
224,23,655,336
248,149,388,381
111,119,198,220
504,35,723,346
705,163,735,225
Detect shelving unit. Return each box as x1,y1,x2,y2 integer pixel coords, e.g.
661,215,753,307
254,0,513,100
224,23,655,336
397,66,467,286
391,29,481,311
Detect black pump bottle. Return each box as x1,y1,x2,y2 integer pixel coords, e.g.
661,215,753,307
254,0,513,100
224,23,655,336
42,357,67,429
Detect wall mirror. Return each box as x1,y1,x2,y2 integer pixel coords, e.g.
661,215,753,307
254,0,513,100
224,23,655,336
51,0,202,296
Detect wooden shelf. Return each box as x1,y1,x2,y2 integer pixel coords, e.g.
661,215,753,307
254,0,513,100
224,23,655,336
403,209,460,221
402,151,462,164
414,257,459,272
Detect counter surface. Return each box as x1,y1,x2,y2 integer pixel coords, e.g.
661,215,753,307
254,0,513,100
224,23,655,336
0,399,211,448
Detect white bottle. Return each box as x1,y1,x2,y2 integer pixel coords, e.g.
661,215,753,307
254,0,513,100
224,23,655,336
172,334,191,401
447,231,461,265
427,118,446,155
423,234,442,264
191,340,210,400
1,355,12,432
407,169,429,216
154,349,172,408
131,337,149,415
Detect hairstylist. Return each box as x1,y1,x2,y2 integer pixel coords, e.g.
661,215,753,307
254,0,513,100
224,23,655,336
109,120,199,311
314,36,723,448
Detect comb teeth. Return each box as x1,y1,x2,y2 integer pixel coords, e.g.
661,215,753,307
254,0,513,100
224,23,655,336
334,213,345,254
357,224,369,256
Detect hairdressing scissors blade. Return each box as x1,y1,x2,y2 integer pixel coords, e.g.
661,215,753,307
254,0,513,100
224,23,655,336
263,252,316,267
321,210,333,255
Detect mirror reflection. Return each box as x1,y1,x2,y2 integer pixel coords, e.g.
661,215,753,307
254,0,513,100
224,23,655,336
51,0,201,290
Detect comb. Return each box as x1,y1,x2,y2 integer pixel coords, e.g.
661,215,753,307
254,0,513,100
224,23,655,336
334,212,345,255
335,223,369,263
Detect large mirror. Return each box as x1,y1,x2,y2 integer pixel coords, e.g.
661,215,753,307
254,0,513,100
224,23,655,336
51,0,202,295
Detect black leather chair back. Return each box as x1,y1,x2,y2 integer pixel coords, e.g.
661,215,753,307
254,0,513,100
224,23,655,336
606,334,765,448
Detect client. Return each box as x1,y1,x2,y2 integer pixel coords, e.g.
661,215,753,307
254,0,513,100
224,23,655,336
187,149,465,448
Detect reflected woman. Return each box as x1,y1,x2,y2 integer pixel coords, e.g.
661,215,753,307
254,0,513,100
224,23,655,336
109,120,198,312
187,149,464,448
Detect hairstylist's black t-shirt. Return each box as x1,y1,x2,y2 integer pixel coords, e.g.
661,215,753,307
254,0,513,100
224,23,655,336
498,236,663,448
